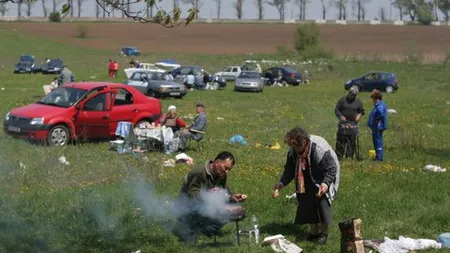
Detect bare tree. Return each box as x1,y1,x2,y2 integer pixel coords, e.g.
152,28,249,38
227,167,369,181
378,6,386,20
295,0,309,20
254,0,264,19
0,3,7,16
352,0,370,21
213,0,221,19
233,0,244,19
438,0,449,21
146,1,154,18
95,2,99,17
392,0,403,20
319,0,332,19
41,0,48,16
266,0,290,20
173,0,178,10
334,0,348,20
182,0,202,18
76,0,85,17
25,0,34,16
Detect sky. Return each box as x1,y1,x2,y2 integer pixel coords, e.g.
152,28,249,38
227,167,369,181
2,0,445,21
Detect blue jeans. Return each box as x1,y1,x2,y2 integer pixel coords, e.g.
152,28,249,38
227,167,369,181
372,130,384,161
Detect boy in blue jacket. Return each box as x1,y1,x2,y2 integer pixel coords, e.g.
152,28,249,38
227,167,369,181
368,90,388,161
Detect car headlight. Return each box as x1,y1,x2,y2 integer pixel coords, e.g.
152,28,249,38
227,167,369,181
159,87,168,92
30,117,44,125
5,112,10,121
54,68,60,71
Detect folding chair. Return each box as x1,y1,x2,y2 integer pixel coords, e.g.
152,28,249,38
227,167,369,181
186,123,208,151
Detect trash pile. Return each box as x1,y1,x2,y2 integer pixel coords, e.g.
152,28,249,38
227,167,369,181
423,164,447,173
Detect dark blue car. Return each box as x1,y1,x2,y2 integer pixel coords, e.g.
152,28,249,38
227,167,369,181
120,46,141,57
42,59,64,74
344,72,398,93
13,54,41,74
262,66,303,86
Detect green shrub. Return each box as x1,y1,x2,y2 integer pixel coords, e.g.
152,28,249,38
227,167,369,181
76,24,89,38
443,51,450,65
293,23,331,60
276,45,296,58
48,12,61,22
417,6,434,25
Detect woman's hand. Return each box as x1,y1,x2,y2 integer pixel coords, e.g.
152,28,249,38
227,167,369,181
316,183,328,197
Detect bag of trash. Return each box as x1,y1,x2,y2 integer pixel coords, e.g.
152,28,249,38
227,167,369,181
229,135,247,146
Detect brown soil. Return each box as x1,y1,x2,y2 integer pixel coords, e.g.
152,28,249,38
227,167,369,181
2,22,449,62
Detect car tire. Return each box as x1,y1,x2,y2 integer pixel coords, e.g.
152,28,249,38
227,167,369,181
385,86,394,93
47,124,70,146
350,85,359,92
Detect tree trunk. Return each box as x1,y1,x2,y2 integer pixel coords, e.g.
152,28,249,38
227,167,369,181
42,0,48,17
52,0,56,12
256,0,263,20
150,5,154,18
321,1,326,19
216,0,221,19
398,6,403,20
343,5,347,20
121,0,124,18
96,3,99,18
17,1,21,17
26,1,31,16
77,0,82,17
69,0,73,17
362,6,365,20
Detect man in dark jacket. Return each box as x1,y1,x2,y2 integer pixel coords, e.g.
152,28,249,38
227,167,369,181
368,89,388,161
174,151,247,243
334,87,365,160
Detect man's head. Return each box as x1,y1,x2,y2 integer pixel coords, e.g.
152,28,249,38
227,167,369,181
347,86,358,101
211,151,235,178
196,103,205,114
284,127,310,155
370,89,382,104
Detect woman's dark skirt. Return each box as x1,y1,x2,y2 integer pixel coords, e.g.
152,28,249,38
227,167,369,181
294,178,332,225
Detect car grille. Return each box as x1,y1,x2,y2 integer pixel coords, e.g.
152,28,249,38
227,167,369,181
167,87,181,91
8,116,31,127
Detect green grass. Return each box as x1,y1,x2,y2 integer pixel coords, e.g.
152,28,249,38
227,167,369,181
0,26,449,253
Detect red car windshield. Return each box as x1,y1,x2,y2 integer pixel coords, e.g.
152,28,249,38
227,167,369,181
38,87,89,108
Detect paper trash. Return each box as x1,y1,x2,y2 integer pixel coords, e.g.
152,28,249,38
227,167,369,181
263,234,303,253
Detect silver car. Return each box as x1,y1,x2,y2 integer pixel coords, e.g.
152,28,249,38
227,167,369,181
127,71,187,99
234,71,264,92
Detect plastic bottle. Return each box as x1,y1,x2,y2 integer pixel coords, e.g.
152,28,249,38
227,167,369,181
252,215,260,244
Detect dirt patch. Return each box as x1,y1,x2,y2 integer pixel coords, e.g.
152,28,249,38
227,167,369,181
2,22,449,62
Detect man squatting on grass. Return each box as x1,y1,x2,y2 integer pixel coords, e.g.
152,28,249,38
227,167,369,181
174,151,247,243
273,127,340,245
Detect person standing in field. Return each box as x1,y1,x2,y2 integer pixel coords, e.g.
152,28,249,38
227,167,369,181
112,61,119,78
59,65,75,85
367,89,388,161
334,87,365,160
272,127,340,245
108,59,114,78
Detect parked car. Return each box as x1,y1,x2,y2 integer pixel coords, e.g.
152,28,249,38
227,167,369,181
3,82,162,146
42,59,64,74
241,60,262,73
14,62,41,74
234,71,264,92
169,65,207,89
214,66,242,81
344,72,398,93
127,71,187,99
120,46,141,57
18,54,35,64
263,66,302,86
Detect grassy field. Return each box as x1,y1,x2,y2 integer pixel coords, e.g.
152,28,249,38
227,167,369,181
0,27,449,253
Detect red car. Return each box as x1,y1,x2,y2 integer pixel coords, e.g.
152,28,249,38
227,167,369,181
3,82,162,146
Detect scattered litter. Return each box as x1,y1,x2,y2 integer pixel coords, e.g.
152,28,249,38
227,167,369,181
375,236,442,253
163,159,176,167
142,157,149,162
58,156,70,165
131,250,141,253
90,75,96,79
387,109,397,114
217,117,224,120
1,87,4,90
175,153,193,165
437,233,450,248
263,234,303,253
256,142,281,150
446,102,450,105
426,124,435,128
285,193,296,201
229,135,247,146
423,164,446,172
19,162,26,169
183,114,194,120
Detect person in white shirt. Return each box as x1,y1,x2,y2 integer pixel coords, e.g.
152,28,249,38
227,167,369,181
43,77,59,95
183,71,196,90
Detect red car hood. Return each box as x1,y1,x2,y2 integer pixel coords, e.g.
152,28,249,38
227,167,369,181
10,103,70,118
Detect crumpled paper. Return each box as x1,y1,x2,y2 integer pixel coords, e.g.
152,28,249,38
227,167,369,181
263,234,303,253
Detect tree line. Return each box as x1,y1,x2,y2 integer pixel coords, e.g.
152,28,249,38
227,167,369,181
0,0,449,23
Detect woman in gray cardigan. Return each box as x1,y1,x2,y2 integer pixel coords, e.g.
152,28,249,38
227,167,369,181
272,127,340,245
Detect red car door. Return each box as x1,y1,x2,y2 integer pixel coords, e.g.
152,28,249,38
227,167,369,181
108,88,140,135
74,91,114,139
